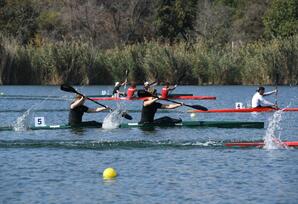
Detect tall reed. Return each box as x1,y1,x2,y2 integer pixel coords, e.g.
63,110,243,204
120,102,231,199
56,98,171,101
1,33,297,85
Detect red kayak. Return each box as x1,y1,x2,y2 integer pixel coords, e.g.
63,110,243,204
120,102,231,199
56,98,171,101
225,141,298,147
87,93,194,97
90,95,216,101
189,107,298,113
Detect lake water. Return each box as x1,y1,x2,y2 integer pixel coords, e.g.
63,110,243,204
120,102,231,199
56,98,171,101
1,85,298,203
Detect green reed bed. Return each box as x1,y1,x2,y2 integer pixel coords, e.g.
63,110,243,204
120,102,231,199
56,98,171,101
0,34,297,85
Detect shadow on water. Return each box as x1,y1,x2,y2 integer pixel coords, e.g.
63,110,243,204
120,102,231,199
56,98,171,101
70,127,88,136
0,138,296,150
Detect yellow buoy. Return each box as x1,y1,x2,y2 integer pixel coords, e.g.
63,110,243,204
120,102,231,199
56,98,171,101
103,167,117,179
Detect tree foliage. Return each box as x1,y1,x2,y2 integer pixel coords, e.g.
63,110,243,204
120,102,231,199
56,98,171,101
0,0,39,44
0,0,298,85
154,0,197,42
263,0,298,38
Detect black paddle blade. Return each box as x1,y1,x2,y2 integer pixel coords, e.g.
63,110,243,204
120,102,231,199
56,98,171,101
60,84,78,94
122,112,133,120
188,104,208,111
137,90,151,97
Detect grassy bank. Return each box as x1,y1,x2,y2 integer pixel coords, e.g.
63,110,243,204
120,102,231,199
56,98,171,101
0,34,297,85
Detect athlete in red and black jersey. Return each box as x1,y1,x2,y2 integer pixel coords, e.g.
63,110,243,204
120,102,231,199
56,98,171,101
161,82,177,98
126,82,137,98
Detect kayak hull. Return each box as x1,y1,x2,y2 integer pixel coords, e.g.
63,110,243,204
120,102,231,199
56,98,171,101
90,95,216,101
87,93,194,98
119,121,264,128
189,107,298,113
225,141,298,147
0,121,264,131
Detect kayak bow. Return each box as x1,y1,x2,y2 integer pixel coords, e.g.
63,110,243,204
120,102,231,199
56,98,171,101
224,141,298,148
188,107,298,113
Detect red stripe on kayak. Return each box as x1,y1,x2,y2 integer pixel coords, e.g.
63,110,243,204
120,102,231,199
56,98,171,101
189,107,298,113
90,96,216,101
87,93,194,98
164,96,216,100
224,141,298,147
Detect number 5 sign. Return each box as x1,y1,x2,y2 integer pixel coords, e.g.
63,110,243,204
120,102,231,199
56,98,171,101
34,117,46,127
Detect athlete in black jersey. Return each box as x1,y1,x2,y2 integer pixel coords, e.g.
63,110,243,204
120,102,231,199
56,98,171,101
69,95,108,126
112,81,126,97
139,90,183,124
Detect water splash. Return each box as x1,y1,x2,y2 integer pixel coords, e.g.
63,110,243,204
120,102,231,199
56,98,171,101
102,109,124,129
12,95,55,131
13,109,31,131
263,110,288,149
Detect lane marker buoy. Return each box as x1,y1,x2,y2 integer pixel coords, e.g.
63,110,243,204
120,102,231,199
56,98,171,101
103,167,117,179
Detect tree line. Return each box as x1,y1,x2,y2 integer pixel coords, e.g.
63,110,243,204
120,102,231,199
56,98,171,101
0,0,297,85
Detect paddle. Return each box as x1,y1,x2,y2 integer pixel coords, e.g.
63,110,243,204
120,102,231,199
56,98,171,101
124,69,129,86
60,84,133,120
148,71,159,87
122,69,129,93
162,98,208,111
137,90,208,111
168,71,186,94
275,73,279,106
149,81,158,87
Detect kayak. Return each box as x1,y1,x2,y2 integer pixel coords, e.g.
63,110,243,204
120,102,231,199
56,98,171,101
0,95,69,101
224,141,298,148
0,93,216,101
0,121,264,131
90,95,216,101
188,107,298,113
87,93,194,97
0,93,194,98
120,121,263,128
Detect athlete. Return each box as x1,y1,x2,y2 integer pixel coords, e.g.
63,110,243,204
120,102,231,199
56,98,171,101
144,81,158,93
251,86,278,108
161,82,177,98
126,82,137,98
112,81,126,97
144,81,150,91
139,90,183,124
69,94,109,126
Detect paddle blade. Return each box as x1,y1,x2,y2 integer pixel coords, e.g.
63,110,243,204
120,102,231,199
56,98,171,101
60,84,78,94
137,90,151,97
125,69,130,77
122,112,133,120
188,104,208,111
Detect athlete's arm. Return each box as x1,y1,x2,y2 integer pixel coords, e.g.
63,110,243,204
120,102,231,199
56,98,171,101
263,90,277,96
143,98,159,106
161,103,182,109
121,81,127,86
87,107,109,113
169,85,177,91
70,97,85,109
260,96,274,106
